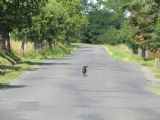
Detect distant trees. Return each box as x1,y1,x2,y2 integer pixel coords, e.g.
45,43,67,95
2,0,160,60
81,0,132,44
81,0,160,59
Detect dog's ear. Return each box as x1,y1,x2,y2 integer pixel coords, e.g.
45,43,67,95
83,66,88,68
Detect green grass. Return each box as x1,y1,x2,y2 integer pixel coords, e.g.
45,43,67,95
0,45,76,85
150,68,160,78
148,84,160,96
0,62,32,84
104,44,154,67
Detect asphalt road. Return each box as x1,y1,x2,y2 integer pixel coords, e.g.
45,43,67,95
0,46,160,120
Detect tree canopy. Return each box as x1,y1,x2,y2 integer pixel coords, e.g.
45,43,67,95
1,0,160,59
0,0,88,51
81,0,160,58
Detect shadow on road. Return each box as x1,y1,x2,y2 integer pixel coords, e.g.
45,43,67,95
79,113,103,120
20,61,72,66
0,84,27,90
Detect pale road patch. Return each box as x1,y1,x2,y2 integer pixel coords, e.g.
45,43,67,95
0,46,160,120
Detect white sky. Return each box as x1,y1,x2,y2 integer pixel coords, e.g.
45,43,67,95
88,0,97,4
124,10,132,18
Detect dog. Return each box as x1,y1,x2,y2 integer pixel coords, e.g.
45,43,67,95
82,66,88,76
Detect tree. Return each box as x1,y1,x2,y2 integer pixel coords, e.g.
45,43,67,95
60,0,88,45
1,0,87,54
0,0,46,51
81,0,132,44
124,0,160,57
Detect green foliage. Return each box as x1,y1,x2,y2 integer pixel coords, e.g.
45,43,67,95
60,0,88,44
125,1,160,52
0,0,87,51
0,0,47,51
81,9,115,43
155,17,160,34
0,0,46,31
81,0,133,44
42,0,66,40
81,10,122,43
98,27,121,44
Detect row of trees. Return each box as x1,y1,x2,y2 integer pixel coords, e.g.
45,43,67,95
124,0,160,57
0,0,88,53
81,0,160,58
81,0,131,44
1,0,159,59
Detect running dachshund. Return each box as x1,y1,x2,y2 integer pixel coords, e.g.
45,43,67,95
82,66,88,76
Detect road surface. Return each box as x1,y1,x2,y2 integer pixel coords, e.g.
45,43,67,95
0,46,160,120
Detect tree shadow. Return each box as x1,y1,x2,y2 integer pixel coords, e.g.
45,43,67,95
0,52,21,65
5,52,21,63
0,70,5,75
19,61,44,65
0,84,27,89
19,61,72,66
0,65,21,71
0,52,15,65
0,65,21,75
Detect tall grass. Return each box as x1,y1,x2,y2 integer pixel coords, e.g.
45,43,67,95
11,40,76,59
11,40,34,56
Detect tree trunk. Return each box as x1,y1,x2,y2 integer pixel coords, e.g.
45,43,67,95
0,32,4,50
0,27,11,52
65,36,70,45
0,29,7,51
34,41,40,53
141,49,146,58
5,32,11,52
21,41,25,57
53,40,58,48
47,38,52,49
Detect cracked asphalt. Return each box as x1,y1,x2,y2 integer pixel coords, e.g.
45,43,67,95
0,46,160,120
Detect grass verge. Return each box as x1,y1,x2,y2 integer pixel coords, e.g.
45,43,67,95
104,44,154,67
150,68,160,78
0,61,34,85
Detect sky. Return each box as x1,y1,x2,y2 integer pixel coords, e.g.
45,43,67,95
88,0,97,4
